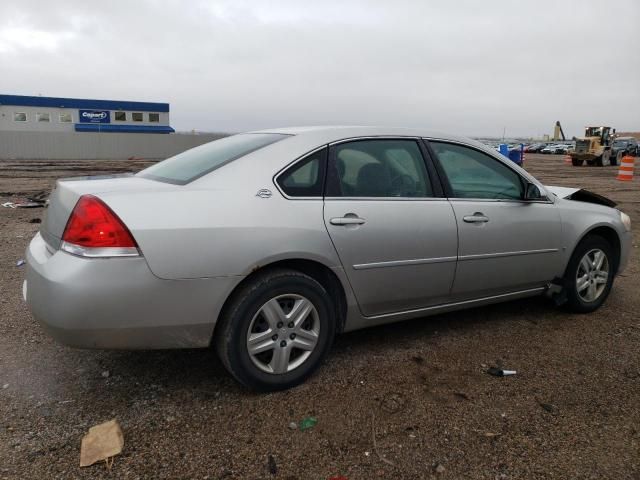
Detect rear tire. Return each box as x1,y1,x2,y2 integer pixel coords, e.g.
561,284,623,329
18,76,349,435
215,269,335,391
563,236,615,313
596,151,611,167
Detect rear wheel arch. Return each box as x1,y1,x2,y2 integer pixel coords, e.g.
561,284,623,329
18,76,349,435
211,258,348,346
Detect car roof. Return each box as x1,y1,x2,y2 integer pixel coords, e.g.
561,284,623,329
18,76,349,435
248,125,472,144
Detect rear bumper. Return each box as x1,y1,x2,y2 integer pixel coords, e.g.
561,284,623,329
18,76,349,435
24,233,242,349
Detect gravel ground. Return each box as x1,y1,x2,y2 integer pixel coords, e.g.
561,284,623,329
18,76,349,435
0,154,638,479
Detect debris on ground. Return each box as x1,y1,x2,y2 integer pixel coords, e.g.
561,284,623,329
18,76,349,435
101,370,110,378
539,402,556,413
79,419,124,467
2,200,44,209
487,367,517,377
27,191,49,203
29,218,42,224
434,463,446,474
2,192,48,209
16,259,25,267
267,454,277,475
454,391,470,400
299,417,317,431
411,355,425,364
288,421,297,430
381,392,405,413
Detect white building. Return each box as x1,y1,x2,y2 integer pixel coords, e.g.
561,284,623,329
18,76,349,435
0,94,174,134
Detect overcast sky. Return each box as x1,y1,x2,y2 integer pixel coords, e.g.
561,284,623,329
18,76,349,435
1,0,638,138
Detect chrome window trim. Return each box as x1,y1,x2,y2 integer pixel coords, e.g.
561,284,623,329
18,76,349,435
447,197,554,205
324,196,449,202
328,135,422,146
61,241,140,258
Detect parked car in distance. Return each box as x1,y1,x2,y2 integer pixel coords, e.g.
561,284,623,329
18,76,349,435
24,126,632,391
525,143,546,153
611,137,638,165
540,144,556,154
554,144,574,155
541,144,573,154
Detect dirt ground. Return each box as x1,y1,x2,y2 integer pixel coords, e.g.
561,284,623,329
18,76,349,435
1,154,638,479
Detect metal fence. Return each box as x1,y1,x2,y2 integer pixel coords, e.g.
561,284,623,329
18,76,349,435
0,131,229,160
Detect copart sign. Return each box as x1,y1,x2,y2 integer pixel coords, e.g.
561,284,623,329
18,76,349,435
79,110,111,123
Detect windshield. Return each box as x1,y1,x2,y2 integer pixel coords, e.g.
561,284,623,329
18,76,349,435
138,133,289,184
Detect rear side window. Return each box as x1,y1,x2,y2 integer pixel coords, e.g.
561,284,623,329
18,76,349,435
138,133,289,184
430,142,524,200
326,139,433,197
277,148,327,197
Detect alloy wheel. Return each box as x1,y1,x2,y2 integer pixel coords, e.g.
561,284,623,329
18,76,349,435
246,294,320,374
576,248,609,302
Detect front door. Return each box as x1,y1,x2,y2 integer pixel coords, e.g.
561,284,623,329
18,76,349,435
428,140,562,299
323,138,458,316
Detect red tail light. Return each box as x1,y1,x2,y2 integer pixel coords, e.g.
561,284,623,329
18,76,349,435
62,195,138,255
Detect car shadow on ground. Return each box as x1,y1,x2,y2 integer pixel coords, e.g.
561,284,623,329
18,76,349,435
76,296,559,398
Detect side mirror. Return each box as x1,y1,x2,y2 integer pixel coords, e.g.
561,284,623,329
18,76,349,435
524,183,544,201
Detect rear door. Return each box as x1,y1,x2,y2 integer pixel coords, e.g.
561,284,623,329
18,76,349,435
427,140,562,299
323,138,458,317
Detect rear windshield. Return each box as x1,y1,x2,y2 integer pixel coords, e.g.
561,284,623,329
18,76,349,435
138,133,289,184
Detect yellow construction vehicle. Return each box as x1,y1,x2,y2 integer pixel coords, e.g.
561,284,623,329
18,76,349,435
570,126,616,167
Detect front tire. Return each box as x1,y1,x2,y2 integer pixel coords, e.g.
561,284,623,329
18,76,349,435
596,151,611,167
563,236,615,313
571,158,584,166
613,151,623,167
215,269,335,391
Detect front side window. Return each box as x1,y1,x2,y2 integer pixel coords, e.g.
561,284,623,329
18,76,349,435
132,112,143,122
36,112,50,122
326,139,432,197
14,112,27,122
138,133,289,184
277,148,327,197
114,111,126,121
430,142,524,200
148,113,160,122
59,113,72,123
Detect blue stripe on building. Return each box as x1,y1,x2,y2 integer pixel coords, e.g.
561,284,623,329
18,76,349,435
74,124,175,133
0,94,169,113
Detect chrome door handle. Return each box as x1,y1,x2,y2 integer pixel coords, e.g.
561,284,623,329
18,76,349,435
463,213,489,223
330,216,366,226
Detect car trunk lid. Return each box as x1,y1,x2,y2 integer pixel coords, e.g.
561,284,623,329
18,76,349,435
41,174,176,250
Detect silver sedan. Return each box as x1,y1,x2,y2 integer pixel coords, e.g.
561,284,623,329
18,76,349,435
24,127,632,391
